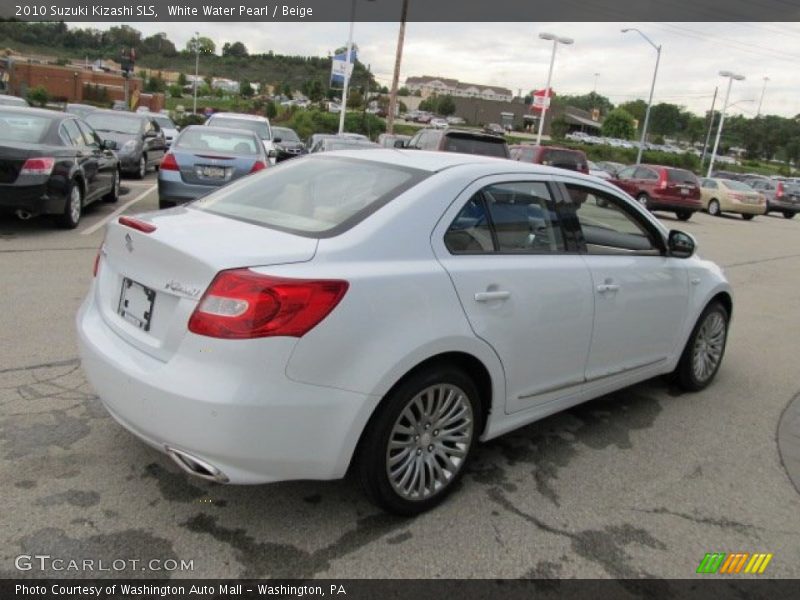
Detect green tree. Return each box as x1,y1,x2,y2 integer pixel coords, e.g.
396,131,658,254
265,101,278,119
437,95,456,116
177,72,187,87
347,89,364,109
168,84,183,98
239,79,255,98
186,36,215,55
601,108,636,140
398,86,410,96
222,41,248,57
26,85,49,107
550,116,570,140
618,99,647,124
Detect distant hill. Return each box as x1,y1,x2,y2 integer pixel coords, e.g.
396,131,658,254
0,20,378,94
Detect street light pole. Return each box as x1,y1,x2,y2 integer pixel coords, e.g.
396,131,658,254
622,28,661,165
756,76,769,117
700,86,718,167
593,72,599,93
386,0,409,134
536,32,573,146
192,31,199,115
707,70,746,178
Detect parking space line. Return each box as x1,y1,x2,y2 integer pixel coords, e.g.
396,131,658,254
80,184,157,236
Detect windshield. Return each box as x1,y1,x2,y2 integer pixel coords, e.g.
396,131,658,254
153,116,175,129
85,113,142,135
273,128,300,142
207,117,270,140
0,111,52,143
195,156,425,236
176,129,259,155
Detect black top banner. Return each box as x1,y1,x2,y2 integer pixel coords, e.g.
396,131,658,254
1,0,799,22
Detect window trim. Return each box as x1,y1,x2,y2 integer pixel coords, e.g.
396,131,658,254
553,180,667,256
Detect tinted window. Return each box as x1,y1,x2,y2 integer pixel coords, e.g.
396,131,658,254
483,182,563,253
85,113,143,135
207,117,270,140
195,156,424,235
444,195,494,253
442,134,508,157
538,149,586,171
565,183,658,254
60,119,85,146
0,111,52,143
667,168,698,185
634,167,658,180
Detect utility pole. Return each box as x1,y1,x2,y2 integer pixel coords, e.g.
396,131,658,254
385,0,409,134
700,86,718,167
756,76,769,117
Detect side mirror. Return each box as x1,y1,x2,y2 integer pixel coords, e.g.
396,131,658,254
272,137,282,143
394,139,406,148
668,230,696,259
102,139,118,151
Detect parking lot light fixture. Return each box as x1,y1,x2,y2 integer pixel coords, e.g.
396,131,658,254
707,70,746,178
622,28,661,165
536,32,574,146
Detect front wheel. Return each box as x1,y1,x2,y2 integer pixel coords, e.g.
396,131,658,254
357,366,481,516
676,210,692,221
741,213,755,221
674,302,729,392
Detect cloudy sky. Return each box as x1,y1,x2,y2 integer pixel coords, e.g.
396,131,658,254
85,21,800,118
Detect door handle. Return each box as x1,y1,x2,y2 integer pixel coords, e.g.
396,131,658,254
474,290,511,302
596,283,620,293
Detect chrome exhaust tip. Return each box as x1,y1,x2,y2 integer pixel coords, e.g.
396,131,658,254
165,446,229,483
15,210,33,220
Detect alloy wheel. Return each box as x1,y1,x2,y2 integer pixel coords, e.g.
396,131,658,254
69,185,81,224
692,312,726,384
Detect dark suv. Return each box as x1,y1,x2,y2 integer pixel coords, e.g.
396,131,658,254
746,178,799,219
406,128,509,158
611,164,702,221
510,144,588,173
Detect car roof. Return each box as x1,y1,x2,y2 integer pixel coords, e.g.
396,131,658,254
0,105,67,119
86,109,148,119
208,112,269,123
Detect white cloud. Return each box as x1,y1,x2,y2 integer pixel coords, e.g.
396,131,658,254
75,21,800,117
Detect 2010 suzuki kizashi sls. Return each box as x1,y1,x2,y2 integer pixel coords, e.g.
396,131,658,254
77,150,732,515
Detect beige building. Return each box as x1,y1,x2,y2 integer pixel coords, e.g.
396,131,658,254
405,75,513,102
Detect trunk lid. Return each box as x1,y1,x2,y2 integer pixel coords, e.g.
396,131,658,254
0,143,55,184
173,150,257,186
94,207,318,361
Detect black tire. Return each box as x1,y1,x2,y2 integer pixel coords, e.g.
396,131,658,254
103,169,120,203
708,199,721,216
673,302,729,392
135,154,147,179
741,213,755,221
783,211,796,220
676,210,692,221
56,180,82,229
636,193,650,210
357,365,482,516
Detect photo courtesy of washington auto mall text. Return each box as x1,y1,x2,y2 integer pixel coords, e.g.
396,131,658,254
0,0,799,598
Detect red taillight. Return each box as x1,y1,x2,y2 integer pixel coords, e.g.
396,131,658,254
188,269,349,339
93,246,102,277
118,216,156,233
20,157,55,176
160,153,179,171
776,182,784,198
250,160,267,173
658,170,668,190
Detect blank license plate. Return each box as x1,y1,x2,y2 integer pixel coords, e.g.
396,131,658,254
118,278,155,331
680,188,689,195
199,165,226,179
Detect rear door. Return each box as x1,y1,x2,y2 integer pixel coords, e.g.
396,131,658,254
432,176,594,414
76,119,115,198
60,119,101,200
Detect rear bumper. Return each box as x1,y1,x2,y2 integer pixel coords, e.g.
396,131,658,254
727,198,766,215
766,199,800,213
76,291,374,484
0,182,67,216
649,193,703,212
157,173,216,206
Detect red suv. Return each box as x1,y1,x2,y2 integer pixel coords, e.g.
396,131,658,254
611,164,702,221
510,145,588,174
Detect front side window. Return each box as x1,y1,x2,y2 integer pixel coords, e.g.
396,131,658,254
565,183,660,255
60,120,84,146
634,167,658,180
701,179,718,189
617,166,636,180
444,181,564,254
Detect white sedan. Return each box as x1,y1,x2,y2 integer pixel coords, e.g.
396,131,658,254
77,150,732,515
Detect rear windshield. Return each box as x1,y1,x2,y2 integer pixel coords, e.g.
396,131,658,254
0,111,52,143
273,127,300,142
666,168,698,185
195,156,426,236
207,117,270,140
721,179,755,191
176,129,260,155
443,133,508,158
540,149,586,170
85,113,142,135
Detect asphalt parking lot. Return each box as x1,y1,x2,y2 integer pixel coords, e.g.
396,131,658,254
1,176,799,579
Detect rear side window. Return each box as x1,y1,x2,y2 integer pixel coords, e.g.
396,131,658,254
667,169,698,185
195,156,426,236
443,134,508,157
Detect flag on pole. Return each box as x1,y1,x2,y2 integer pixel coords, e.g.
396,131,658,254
330,50,357,88
530,88,554,112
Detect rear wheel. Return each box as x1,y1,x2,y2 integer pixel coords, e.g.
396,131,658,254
636,193,650,210
135,155,147,179
707,199,721,216
357,366,481,516
56,181,82,229
784,211,796,220
676,210,692,221
741,213,755,221
674,302,729,391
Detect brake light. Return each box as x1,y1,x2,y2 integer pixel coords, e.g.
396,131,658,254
776,182,784,199
118,216,156,233
93,245,103,277
20,157,55,176
188,269,349,339
160,153,179,171
250,160,267,173
658,170,668,190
